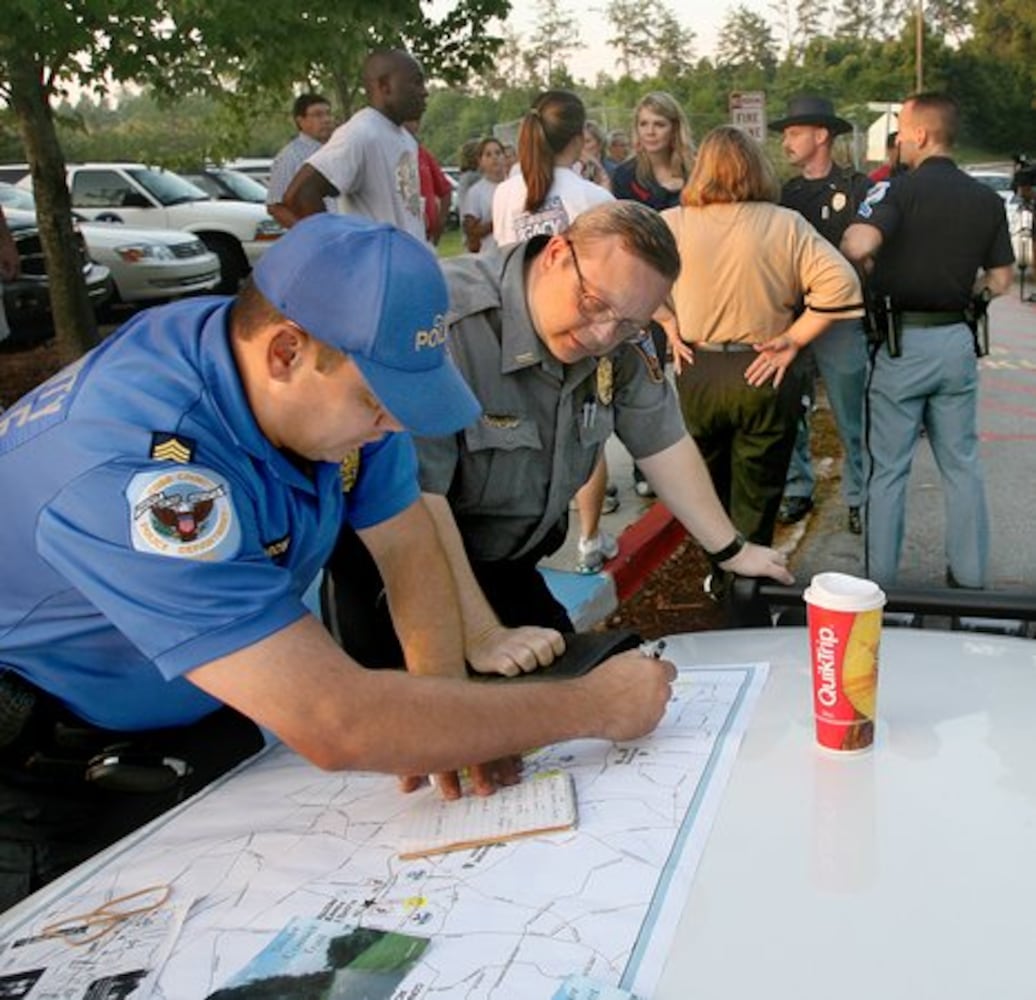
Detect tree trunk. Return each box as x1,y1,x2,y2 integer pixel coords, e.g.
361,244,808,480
9,52,98,366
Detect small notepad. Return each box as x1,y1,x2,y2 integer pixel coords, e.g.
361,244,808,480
398,770,577,860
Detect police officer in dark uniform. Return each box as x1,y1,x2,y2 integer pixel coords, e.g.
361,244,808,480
769,96,871,534
842,92,1015,588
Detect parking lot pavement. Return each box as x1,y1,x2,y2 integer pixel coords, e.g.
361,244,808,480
775,287,1036,592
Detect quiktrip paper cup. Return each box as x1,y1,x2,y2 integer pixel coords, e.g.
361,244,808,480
804,572,886,753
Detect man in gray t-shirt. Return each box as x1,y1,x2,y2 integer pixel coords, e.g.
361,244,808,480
285,49,426,241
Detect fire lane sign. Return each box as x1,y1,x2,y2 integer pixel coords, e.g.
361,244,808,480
730,91,767,141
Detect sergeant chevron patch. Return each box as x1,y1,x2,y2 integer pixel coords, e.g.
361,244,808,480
150,432,196,464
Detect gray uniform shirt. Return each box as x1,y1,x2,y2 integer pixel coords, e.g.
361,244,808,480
416,241,686,562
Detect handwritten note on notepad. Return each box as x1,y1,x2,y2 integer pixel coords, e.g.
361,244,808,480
398,770,577,860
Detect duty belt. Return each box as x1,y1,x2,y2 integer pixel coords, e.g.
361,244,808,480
898,311,966,327
692,341,756,352
0,668,192,792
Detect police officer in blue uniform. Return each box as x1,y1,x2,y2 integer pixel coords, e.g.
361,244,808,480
0,215,678,908
842,93,1015,588
769,96,871,534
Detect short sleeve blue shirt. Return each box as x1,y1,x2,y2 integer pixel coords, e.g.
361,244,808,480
0,297,418,729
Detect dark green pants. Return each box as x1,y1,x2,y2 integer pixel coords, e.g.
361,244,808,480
677,350,807,546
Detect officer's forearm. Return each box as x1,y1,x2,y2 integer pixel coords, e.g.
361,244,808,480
358,501,466,679
421,492,502,651
977,264,1014,298
784,309,839,349
638,436,742,555
841,222,882,263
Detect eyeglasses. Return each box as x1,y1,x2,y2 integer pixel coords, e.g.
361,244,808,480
565,239,645,343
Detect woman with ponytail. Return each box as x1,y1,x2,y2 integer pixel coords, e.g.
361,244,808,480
491,90,618,576
492,90,613,247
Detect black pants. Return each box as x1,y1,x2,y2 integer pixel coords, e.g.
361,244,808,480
676,350,807,545
0,697,263,911
323,525,574,670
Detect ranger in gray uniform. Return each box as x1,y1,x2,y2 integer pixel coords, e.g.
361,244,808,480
419,202,793,675
326,203,793,677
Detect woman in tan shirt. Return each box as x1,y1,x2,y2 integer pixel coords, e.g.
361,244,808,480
661,125,863,546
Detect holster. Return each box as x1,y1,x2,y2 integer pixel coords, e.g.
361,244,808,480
963,297,991,357
864,292,899,356
0,668,192,793
887,307,903,359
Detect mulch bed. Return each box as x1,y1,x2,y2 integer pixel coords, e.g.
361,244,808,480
605,539,727,639
0,336,65,409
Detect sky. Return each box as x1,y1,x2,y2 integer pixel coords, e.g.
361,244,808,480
493,0,773,82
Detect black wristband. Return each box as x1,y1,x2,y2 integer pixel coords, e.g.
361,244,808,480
706,532,746,565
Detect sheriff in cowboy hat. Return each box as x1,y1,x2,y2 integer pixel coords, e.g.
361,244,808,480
768,95,852,136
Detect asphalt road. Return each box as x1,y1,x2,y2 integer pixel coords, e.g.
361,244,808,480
791,282,1036,591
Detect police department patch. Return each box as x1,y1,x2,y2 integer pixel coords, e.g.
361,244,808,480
857,181,889,219
126,466,240,560
631,330,665,383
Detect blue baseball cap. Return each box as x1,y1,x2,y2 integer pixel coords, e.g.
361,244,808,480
252,214,480,436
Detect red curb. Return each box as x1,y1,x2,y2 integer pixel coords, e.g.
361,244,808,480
607,502,688,603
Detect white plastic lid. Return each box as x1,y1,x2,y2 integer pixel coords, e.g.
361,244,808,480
803,571,887,612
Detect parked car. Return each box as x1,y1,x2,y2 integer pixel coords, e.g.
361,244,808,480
19,163,282,293
225,157,275,186
1,206,111,339
0,183,221,309
441,169,460,230
965,167,1014,199
180,166,268,203
0,163,30,185
964,166,1024,235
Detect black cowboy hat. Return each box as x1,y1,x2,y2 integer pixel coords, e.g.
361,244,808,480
769,96,852,136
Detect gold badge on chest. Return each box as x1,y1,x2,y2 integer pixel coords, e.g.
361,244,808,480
340,449,361,493
596,358,614,405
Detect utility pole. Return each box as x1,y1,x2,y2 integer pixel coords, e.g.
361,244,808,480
915,0,924,92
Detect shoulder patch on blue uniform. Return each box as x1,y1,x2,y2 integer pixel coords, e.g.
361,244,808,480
126,465,240,560
150,432,196,464
857,181,889,219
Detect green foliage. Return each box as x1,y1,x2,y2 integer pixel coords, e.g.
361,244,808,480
717,6,780,79
2,0,1032,179
526,0,581,88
